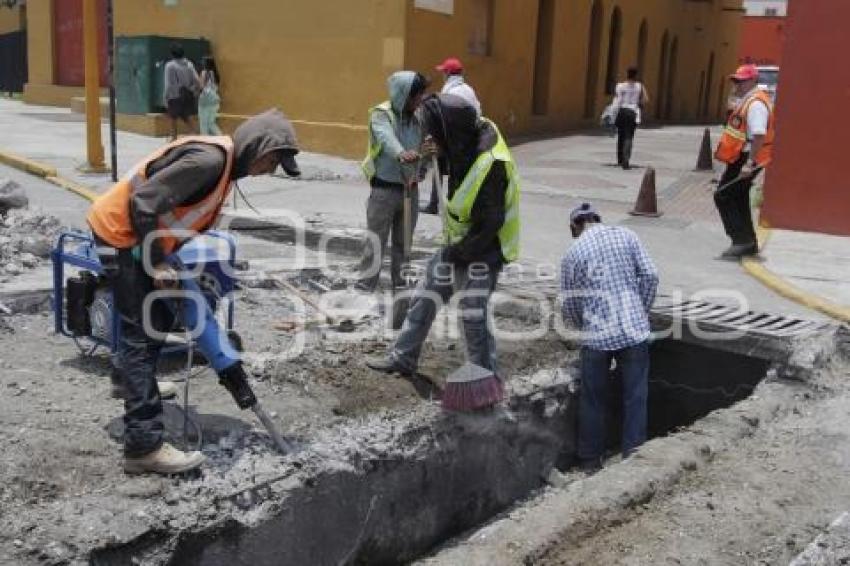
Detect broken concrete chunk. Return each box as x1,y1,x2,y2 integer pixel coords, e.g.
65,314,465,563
0,179,28,214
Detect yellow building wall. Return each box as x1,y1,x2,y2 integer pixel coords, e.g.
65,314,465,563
0,5,23,35
406,0,743,140
112,0,406,157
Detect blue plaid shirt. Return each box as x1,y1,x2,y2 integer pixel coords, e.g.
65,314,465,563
560,224,658,351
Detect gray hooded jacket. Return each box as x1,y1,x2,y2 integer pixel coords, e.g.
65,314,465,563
368,71,424,185
128,109,298,264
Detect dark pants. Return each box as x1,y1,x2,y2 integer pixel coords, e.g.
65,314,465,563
98,246,173,457
578,341,649,465
392,248,502,373
615,108,638,167
357,184,419,291
714,153,757,246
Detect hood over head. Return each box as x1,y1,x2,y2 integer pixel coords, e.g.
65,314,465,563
231,109,300,179
388,71,417,115
420,93,491,185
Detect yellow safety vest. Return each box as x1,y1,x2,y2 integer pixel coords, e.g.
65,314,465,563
361,101,395,181
445,119,521,263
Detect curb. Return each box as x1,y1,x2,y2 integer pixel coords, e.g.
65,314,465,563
0,150,57,178
0,149,98,203
742,227,850,324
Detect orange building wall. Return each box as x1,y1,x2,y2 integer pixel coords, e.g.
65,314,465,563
738,16,784,65
761,0,850,236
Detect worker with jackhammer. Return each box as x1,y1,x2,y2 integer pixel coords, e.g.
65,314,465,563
86,109,301,474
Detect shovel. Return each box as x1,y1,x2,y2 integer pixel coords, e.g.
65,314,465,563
270,274,356,332
391,173,417,330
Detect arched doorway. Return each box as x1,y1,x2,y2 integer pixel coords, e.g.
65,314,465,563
637,19,648,79
664,36,678,120
584,0,604,118
656,30,669,119
604,7,623,95
702,51,716,118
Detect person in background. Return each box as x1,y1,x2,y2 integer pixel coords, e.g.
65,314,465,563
163,43,201,141
198,56,222,136
356,71,430,292
560,202,658,473
421,57,483,215
713,64,775,258
612,67,649,170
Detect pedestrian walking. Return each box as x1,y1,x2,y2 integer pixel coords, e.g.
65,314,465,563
356,71,430,292
612,67,649,170
163,43,201,141
560,202,658,472
367,93,521,379
421,57,483,215
713,64,775,258
86,110,300,475
198,56,222,136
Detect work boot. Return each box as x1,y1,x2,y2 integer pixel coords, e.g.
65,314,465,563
365,354,413,377
111,380,178,400
720,242,758,259
124,442,206,475
218,363,258,410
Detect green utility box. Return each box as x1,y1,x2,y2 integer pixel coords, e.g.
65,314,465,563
116,35,210,115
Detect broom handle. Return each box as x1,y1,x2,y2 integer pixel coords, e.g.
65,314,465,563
271,275,334,324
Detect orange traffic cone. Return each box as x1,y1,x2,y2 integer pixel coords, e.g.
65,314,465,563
630,166,662,217
695,128,713,171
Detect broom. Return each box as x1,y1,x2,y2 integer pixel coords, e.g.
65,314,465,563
441,362,504,412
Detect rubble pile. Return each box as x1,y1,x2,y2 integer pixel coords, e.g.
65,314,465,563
0,180,65,277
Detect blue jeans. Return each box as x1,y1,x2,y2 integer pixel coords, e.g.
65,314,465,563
391,248,501,373
578,341,649,464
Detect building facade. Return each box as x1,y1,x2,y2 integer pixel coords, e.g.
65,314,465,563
762,0,850,236
739,0,785,66
22,0,743,157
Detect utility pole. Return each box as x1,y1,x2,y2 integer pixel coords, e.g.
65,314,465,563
83,0,106,172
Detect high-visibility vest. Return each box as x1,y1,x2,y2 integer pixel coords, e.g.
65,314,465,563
87,136,235,255
361,101,395,181
445,119,521,263
715,89,775,166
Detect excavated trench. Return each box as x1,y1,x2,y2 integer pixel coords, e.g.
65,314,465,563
90,324,795,566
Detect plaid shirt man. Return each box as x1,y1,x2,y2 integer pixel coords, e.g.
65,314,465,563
560,224,659,350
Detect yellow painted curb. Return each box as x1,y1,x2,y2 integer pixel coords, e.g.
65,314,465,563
45,176,98,203
0,150,58,178
742,226,850,323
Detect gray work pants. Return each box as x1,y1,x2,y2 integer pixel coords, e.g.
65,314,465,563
357,185,419,291
391,248,502,374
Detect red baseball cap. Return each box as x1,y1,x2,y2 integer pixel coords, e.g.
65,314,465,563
729,64,759,81
436,57,463,73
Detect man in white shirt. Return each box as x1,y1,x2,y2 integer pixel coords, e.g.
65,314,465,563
713,64,775,258
612,67,649,170
436,57,481,116
422,57,484,214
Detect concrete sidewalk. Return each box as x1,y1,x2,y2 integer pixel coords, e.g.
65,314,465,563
1,97,846,322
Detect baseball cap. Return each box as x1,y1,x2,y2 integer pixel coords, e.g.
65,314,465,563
729,64,759,82
436,57,463,74
279,148,301,177
569,202,601,224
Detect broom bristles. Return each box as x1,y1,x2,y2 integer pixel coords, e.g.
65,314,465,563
441,374,504,412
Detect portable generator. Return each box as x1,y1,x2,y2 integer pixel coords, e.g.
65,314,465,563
52,230,239,355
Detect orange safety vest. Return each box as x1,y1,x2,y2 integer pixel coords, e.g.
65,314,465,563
87,136,234,255
715,89,775,166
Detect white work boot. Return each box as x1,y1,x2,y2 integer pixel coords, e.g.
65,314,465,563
124,443,206,475
111,380,179,400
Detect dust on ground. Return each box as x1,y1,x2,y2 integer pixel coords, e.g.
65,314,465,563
538,359,850,566
0,279,571,565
